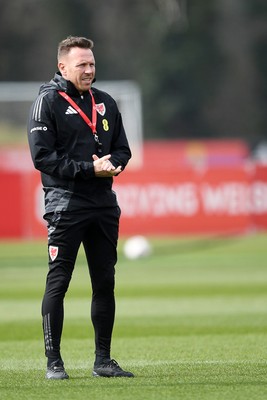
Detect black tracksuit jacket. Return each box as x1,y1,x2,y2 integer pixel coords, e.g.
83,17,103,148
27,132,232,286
27,73,131,214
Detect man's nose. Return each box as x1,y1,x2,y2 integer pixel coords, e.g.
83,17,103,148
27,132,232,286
85,65,93,74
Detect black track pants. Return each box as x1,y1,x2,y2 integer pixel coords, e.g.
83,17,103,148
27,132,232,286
41,207,120,361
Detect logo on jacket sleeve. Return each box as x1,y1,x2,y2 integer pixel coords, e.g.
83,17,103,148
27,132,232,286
49,245,59,262
95,103,106,116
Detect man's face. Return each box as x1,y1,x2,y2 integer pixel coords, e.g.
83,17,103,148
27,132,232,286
58,47,96,93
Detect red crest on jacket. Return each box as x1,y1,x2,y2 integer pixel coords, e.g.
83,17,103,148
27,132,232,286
95,103,106,116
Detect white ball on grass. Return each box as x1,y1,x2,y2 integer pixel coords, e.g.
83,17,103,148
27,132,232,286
123,236,152,260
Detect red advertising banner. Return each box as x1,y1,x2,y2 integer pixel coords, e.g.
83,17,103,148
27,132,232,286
0,172,24,237
250,165,267,230
0,144,267,238
114,166,267,235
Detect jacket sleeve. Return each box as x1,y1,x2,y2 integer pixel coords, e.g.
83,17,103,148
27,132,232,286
27,92,95,180
109,110,132,171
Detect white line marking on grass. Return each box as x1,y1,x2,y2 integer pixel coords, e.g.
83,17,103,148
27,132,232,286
1,359,266,371
131,360,267,367
0,360,89,371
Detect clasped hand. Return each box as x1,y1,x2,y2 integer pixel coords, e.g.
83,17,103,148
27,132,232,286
92,154,122,177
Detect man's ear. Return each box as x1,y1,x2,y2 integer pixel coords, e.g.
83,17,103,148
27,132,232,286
58,62,66,77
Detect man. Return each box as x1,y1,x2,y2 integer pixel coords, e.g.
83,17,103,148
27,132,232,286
27,36,133,379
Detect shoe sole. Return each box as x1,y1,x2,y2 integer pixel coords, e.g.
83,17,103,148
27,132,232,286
92,370,134,378
46,372,69,380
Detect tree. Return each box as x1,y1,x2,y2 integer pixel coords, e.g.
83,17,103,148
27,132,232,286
0,0,267,144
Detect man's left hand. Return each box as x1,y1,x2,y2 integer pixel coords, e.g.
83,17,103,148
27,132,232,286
92,154,122,177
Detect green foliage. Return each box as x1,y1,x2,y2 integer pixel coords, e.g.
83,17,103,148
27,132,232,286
0,0,267,143
0,233,267,399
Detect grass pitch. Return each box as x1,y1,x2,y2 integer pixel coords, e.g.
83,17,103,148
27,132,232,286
0,233,267,399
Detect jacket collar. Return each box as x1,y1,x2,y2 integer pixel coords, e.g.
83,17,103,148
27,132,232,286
53,72,93,97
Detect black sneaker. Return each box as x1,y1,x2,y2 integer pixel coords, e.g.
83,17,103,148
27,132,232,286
46,359,69,380
92,359,134,378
